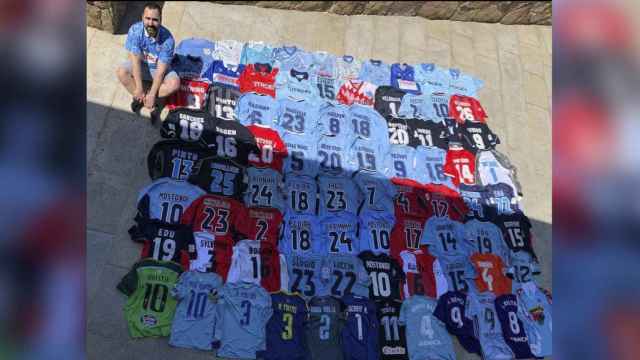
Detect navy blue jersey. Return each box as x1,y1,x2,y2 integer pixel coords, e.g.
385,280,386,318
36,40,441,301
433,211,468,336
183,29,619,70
390,63,420,94
264,292,309,360
341,294,380,360
494,294,535,359
433,291,481,355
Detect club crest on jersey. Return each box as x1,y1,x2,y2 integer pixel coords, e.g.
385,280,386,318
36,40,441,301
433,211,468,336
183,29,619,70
530,305,545,324
141,314,158,327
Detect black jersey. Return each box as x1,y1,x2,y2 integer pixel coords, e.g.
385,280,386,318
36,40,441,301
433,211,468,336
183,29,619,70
200,119,258,167
129,219,194,268
188,156,246,200
374,86,406,119
161,108,217,144
147,139,210,181
208,83,241,121
491,210,539,261
405,117,449,149
385,116,411,146
376,299,408,360
357,251,404,302
451,119,500,152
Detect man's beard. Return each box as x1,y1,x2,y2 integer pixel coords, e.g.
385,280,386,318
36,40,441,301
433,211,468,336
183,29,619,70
145,25,158,37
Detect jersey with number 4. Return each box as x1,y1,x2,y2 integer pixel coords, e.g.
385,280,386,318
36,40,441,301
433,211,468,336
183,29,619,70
135,178,205,225
227,239,281,292
433,291,481,355
188,156,245,199
358,210,396,255
377,299,408,360
165,79,209,111
236,93,279,127
443,147,476,186
243,167,285,211
147,140,208,181
208,83,241,121
132,219,193,269
358,251,404,302
341,294,380,360
398,295,455,360
242,206,284,246
319,255,371,298
246,124,288,172
306,295,345,360
280,213,323,256
265,292,309,360
470,253,512,296
161,108,217,144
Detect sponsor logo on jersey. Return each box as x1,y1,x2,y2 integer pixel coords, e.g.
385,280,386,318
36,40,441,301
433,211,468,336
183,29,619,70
382,346,407,355
141,314,158,327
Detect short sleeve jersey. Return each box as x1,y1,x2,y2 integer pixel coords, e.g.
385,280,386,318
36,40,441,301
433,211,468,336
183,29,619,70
205,60,245,88
188,156,245,199
236,93,279,127
275,98,320,137
420,216,472,258
272,45,313,72
465,292,514,360
124,22,175,69
165,79,210,111
336,80,378,107
449,95,488,124
161,108,217,144
276,68,318,102
335,55,362,84
180,194,247,244
398,249,448,299
341,294,380,360
494,294,535,359
246,124,288,172
475,149,522,196
385,116,412,147
493,210,539,260
452,120,499,152
414,64,449,95
133,219,193,269
281,131,319,177
443,147,476,186
507,251,540,283
284,175,318,215
414,146,455,189
306,296,345,360
213,39,245,67
406,118,450,149
310,51,338,102
359,59,391,86
317,103,354,140
188,231,234,280
358,210,396,255
397,93,428,119
208,83,242,121
514,282,553,357
439,253,476,293
169,271,223,351
202,118,258,167
173,37,215,79
318,212,361,255
383,145,416,179
265,292,309,360
358,251,404,301
319,255,371,298
317,176,360,216
374,86,406,119
389,213,427,258
398,295,455,360
285,254,324,300
390,63,421,94
349,105,389,144
240,41,274,65
239,63,278,97
147,140,208,181
469,253,511,297
348,138,388,175
433,291,481,355
243,167,285,210
465,219,510,261
135,178,206,224
317,134,354,177
280,213,323,257
376,299,408,360
242,206,284,246
458,184,488,220
353,172,396,214
446,68,484,97
215,281,273,359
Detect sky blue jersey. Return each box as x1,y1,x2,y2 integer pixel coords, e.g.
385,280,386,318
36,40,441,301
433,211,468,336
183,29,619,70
383,145,417,180
283,175,318,215
465,292,514,360
359,59,391,86
317,175,361,216
353,171,396,215
318,212,361,255
399,295,455,360
236,93,279,127
358,210,396,255
319,255,371,298
279,213,323,257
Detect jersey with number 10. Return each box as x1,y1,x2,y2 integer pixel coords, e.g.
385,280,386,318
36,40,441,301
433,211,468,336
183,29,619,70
246,124,288,172
135,178,205,225
358,251,404,302
358,210,395,255
265,292,309,360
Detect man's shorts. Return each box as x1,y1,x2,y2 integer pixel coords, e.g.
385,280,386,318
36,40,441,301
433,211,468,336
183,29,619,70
119,60,179,82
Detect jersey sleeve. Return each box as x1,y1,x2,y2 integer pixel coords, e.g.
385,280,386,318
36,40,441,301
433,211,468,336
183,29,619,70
124,24,142,55
433,259,449,298
398,300,407,325
180,195,202,227
116,265,139,296
171,271,191,300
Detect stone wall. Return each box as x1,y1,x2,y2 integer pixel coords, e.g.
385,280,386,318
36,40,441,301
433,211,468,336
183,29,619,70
87,1,129,33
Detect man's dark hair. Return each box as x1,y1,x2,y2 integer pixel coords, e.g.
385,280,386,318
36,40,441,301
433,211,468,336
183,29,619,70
143,2,162,16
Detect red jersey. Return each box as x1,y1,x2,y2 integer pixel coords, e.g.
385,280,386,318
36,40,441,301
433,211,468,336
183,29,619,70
246,124,288,172
189,231,234,281
443,147,476,186
423,184,469,221
239,63,278,97
399,249,448,299
470,253,512,296
180,194,248,243
390,212,427,259
449,95,488,124
166,79,210,110
336,80,377,106
241,206,284,247
391,177,429,218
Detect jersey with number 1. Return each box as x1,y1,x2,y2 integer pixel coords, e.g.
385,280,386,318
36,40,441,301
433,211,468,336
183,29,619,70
246,124,288,172
135,178,206,224
475,149,523,197
236,93,279,127
264,292,309,360
341,294,380,360
374,86,406,119
227,239,281,292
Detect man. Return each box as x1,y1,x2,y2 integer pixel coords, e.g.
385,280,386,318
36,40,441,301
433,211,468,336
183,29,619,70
115,3,179,120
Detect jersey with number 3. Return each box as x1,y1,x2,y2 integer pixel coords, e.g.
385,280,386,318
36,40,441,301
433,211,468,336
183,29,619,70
265,292,309,360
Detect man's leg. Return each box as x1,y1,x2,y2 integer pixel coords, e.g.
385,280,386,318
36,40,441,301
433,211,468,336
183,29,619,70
157,72,181,98
115,63,137,96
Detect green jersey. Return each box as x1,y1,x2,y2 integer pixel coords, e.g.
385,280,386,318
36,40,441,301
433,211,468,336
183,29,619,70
117,259,183,338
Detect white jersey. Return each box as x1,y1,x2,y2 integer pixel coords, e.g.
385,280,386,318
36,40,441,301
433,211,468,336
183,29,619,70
475,150,522,197
214,39,245,67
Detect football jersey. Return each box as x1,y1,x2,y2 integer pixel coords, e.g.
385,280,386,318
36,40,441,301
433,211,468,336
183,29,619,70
389,213,427,258
135,178,205,224
507,251,541,283
205,60,245,88
272,45,313,72
341,294,380,360
475,149,523,196
117,259,183,338
310,51,338,101
494,294,535,359
514,282,552,357
391,178,429,218
131,219,193,269
284,175,318,215
348,138,388,175
208,83,242,121
398,295,455,360
280,213,324,256
449,94,488,124
353,172,396,214
349,104,389,144
236,92,279,127
188,231,234,280
414,63,449,94
306,295,346,360
414,146,455,189
227,239,281,292
173,37,216,79
243,167,285,211
275,98,320,136
147,140,208,181
317,134,354,177
406,118,449,149
264,292,309,360
390,63,420,94
397,93,427,119
465,218,510,261
336,79,377,107
466,292,514,360
484,183,520,216
181,193,247,243
335,55,362,84
433,291,481,355
437,254,475,294
239,63,278,97
318,212,360,255
359,59,391,86
319,254,371,298
446,68,484,97
276,68,318,101
443,146,476,186
422,90,451,124
281,131,319,177
452,119,499,152
169,271,223,350
165,79,209,111
246,124,288,172
458,184,489,220
317,102,354,140
161,108,217,144
285,253,324,298
187,156,245,199
242,206,284,246
385,116,411,146
317,176,360,216
214,281,273,359
421,216,471,258
398,249,448,299
376,299,408,360
493,210,539,260
383,145,416,179
423,183,469,221
470,253,512,296
240,41,274,65
358,251,404,301
213,39,245,66
202,118,258,167
374,86,406,119
171,53,206,82
358,210,395,255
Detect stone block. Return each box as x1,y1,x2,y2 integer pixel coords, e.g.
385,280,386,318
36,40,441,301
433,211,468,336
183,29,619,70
500,2,534,25
417,2,460,20
329,1,368,15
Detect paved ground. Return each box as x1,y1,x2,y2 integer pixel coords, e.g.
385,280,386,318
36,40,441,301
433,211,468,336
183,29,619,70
87,2,551,359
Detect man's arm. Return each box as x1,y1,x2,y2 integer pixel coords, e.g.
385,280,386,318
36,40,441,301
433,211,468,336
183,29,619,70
144,61,168,109
129,52,145,101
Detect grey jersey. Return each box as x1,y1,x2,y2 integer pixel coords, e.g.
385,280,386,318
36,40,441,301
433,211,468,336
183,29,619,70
306,295,345,360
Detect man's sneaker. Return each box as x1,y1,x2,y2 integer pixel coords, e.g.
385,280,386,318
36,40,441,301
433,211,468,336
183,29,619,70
150,107,161,125
130,98,143,114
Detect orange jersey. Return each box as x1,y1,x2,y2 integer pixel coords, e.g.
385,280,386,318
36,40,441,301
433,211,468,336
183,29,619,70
470,253,511,296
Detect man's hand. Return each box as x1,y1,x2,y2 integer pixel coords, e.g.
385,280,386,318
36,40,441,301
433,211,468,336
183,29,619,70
144,92,156,109
133,87,145,102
